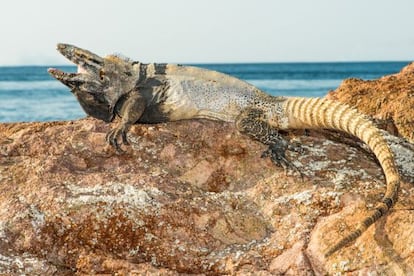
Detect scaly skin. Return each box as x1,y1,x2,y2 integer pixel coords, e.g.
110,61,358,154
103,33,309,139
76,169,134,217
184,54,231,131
48,43,400,257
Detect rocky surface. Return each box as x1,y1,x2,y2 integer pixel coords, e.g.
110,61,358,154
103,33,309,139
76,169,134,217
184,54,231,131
327,62,414,143
0,116,413,275
1,61,414,275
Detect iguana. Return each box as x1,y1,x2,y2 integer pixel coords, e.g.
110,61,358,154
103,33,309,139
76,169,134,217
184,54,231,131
48,43,400,257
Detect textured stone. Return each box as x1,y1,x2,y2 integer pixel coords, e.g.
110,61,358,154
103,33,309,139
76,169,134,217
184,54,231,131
0,116,413,275
327,62,414,143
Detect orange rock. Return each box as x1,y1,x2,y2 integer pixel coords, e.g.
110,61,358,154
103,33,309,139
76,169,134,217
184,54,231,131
0,115,413,274
327,62,414,143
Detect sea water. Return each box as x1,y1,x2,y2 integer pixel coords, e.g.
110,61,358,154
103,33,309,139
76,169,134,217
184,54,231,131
0,62,408,122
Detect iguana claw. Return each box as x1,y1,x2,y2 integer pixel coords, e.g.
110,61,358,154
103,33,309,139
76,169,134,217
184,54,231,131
261,143,303,179
105,124,130,153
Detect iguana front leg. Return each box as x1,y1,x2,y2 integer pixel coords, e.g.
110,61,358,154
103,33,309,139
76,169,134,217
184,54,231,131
236,108,303,175
106,91,146,151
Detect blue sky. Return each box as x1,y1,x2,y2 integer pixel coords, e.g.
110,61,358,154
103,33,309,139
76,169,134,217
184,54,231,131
1,0,413,65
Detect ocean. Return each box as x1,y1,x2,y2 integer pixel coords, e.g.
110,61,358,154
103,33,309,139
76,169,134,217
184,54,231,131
0,62,409,122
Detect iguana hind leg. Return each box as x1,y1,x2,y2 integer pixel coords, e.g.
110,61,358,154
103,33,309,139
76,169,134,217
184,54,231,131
236,108,303,176
106,91,146,152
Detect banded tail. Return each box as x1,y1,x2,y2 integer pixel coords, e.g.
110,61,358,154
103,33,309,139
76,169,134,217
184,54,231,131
283,97,400,257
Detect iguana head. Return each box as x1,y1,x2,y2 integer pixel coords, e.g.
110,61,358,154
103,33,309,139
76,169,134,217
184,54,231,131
48,43,139,122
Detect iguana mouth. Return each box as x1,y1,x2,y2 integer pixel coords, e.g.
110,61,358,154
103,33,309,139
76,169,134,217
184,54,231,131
47,68,78,84
47,65,90,86
48,43,104,75
77,65,89,75
48,43,105,89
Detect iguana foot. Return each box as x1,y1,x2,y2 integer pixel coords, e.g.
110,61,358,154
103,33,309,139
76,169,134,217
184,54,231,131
261,142,303,179
236,107,304,178
106,124,130,153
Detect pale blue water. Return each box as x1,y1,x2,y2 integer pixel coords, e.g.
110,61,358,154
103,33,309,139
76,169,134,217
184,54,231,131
0,62,409,122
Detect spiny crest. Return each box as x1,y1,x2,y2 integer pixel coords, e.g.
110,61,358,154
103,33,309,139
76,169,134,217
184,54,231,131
105,53,134,64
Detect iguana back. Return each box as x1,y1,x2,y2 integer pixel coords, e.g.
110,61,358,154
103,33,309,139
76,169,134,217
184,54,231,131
139,64,275,122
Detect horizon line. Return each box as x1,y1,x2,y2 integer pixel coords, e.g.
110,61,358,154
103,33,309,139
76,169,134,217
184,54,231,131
0,60,412,68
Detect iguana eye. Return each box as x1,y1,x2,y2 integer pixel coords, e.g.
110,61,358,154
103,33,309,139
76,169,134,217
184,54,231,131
99,70,105,80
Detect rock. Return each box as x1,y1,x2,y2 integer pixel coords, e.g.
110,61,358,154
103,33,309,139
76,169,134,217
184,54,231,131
0,116,413,275
327,62,414,143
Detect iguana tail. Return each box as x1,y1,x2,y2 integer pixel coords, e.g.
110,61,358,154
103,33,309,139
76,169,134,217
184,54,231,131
283,97,400,257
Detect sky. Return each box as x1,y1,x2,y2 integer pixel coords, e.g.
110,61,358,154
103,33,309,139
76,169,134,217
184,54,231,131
1,0,414,65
